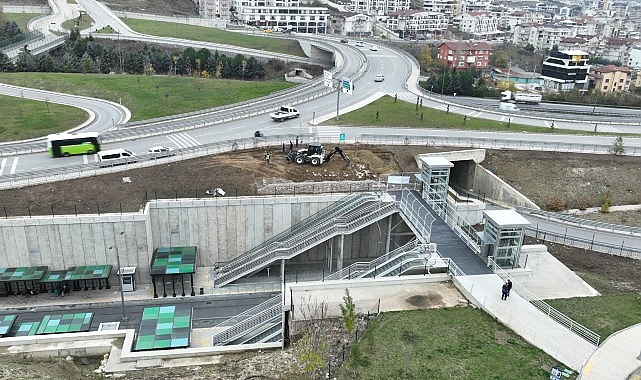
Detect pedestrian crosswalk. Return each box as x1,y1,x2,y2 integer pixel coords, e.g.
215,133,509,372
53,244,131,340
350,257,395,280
0,157,19,176
316,126,342,142
594,124,621,133
166,132,201,149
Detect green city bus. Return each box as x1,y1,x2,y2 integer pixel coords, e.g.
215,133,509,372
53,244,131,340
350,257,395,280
47,132,102,157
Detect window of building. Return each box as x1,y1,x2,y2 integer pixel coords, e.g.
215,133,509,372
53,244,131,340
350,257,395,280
605,78,610,83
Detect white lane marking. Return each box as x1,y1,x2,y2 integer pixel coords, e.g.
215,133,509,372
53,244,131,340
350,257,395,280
10,157,18,174
0,158,6,176
84,155,89,164
166,132,201,148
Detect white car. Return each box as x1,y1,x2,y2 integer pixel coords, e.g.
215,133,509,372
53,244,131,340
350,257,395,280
374,74,384,82
148,146,175,158
370,45,378,51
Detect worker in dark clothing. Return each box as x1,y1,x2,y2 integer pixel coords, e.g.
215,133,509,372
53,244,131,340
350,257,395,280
507,279,513,297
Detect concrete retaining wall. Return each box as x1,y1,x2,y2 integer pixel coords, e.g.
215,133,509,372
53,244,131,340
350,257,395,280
471,164,539,209
1,194,398,285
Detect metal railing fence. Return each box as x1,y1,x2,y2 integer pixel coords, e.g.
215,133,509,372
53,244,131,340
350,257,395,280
398,190,436,242
357,134,641,157
517,206,641,236
525,226,641,260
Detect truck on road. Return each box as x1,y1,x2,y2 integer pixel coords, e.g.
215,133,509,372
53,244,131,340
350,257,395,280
270,106,300,122
500,90,542,105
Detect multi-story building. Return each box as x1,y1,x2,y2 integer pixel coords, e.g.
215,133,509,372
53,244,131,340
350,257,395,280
454,11,500,39
332,13,373,36
590,64,632,92
540,50,591,91
198,0,230,19
437,41,492,70
511,23,575,51
230,0,330,33
422,0,459,18
386,10,448,37
348,0,410,16
597,37,633,64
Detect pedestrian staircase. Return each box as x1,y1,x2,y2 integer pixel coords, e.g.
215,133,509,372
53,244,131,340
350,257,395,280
360,243,437,278
324,240,420,281
212,295,283,346
215,192,398,287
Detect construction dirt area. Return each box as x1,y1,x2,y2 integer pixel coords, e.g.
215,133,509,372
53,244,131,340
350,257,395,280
1,145,641,380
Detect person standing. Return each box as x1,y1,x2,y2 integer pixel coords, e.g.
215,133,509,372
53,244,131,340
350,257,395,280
289,141,293,151
501,282,509,300
507,279,513,297
264,151,270,164
282,143,285,153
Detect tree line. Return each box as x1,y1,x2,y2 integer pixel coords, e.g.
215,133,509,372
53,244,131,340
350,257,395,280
0,27,267,79
0,9,24,48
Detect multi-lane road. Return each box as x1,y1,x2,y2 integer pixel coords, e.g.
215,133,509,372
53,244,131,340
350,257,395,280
1,0,641,181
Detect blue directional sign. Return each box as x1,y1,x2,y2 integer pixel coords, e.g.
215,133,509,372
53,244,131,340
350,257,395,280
341,79,353,95
339,133,345,141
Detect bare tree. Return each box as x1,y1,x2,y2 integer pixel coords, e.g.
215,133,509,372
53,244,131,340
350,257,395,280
292,294,331,380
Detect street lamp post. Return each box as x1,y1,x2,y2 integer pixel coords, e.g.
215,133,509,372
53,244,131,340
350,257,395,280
109,245,127,320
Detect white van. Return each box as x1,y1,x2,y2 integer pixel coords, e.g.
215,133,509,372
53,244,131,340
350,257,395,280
98,148,138,167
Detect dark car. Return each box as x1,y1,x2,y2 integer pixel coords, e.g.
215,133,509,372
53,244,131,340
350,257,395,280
340,38,348,43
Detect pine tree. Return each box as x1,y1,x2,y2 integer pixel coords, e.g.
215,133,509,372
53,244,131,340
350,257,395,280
340,288,357,334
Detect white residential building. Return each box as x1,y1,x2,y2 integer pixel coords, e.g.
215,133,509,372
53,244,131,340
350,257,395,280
454,11,500,38
230,0,330,33
386,10,448,37
344,13,374,36
348,0,410,16
198,0,231,19
422,0,459,18
511,23,575,50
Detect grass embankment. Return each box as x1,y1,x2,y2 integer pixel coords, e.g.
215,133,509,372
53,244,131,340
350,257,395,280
0,95,87,142
2,13,41,31
327,95,616,135
547,293,641,340
337,307,575,379
0,72,295,124
99,18,308,57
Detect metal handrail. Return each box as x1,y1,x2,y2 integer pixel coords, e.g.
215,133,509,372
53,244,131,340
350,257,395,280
358,242,425,278
398,190,436,241
517,206,641,236
430,201,481,254
525,227,641,260
212,304,282,345
215,295,281,327
358,134,641,157
488,257,600,346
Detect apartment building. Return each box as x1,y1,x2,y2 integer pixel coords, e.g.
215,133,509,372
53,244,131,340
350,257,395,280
437,41,492,70
198,0,231,19
540,50,591,91
422,0,459,18
230,0,330,33
331,13,373,36
511,23,575,50
590,64,632,92
347,0,410,16
454,11,500,39
598,37,634,63
386,10,448,37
